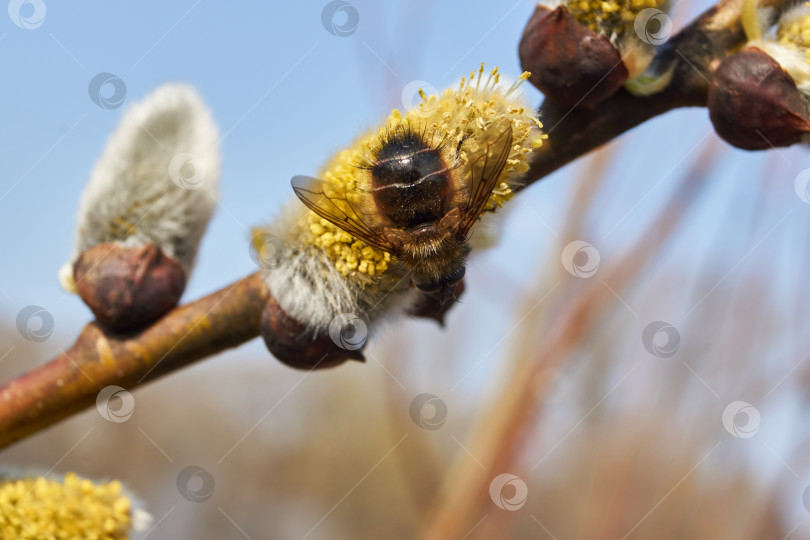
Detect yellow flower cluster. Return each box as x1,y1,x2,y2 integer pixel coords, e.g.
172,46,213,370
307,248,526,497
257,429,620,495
308,217,392,276
777,10,810,61
0,472,133,539
567,0,667,37
301,64,544,279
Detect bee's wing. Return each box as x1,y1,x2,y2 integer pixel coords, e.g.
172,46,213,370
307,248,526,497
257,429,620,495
458,118,513,237
291,175,396,253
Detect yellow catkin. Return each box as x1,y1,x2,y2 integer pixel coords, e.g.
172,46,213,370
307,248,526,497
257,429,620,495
777,11,810,61
0,472,133,539
567,0,667,36
298,65,544,278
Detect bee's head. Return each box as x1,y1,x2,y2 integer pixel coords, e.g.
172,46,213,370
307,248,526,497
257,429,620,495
413,266,466,305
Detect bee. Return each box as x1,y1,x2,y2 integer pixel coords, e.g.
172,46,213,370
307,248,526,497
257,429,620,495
256,65,544,369
291,116,513,302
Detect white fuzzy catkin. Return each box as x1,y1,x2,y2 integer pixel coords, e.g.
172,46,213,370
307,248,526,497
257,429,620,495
60,84,220,292
260,203,418,334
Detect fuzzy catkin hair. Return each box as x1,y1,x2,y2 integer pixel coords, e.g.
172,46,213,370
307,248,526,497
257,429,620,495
260,203,418,333
61,84,220,289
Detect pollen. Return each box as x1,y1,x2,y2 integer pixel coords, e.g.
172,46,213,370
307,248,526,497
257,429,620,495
0,472,134,538
777,9,810,60
297,63,544,279
565,0,668,38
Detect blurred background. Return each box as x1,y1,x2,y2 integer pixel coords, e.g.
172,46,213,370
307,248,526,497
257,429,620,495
2,0,810,538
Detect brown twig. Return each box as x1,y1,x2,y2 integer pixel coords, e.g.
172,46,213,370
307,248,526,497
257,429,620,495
0,0,791,449
0,273,267,448
523,0,772,184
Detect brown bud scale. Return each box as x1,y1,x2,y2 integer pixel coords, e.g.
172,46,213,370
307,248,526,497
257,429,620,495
73,243,186,332
519,6,628,108
260,296,365,370
708,48,810,150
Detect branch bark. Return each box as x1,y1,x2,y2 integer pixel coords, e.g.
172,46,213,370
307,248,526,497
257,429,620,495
0,0,790,449
524,0,751,183
0,273,267,448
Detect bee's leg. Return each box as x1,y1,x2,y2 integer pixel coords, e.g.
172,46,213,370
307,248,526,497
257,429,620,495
408,279,466,327
260,296,365,370
454,134,468,162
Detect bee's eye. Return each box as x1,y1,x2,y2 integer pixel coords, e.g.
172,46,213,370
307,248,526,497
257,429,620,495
447,267,465,285
416,281,442,294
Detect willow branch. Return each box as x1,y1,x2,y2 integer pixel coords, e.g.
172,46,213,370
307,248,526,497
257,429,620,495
0,273,267,449
0,0,789,450
524,0,777,184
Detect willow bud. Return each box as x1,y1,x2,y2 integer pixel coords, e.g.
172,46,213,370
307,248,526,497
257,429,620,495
60,84,221,330
708,48,810,150
260,296,365,370
520,5,627,107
